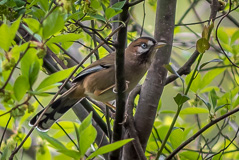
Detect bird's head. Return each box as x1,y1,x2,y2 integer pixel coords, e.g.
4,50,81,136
126,37,166,64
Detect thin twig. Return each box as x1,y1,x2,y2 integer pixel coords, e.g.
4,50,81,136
140,0,146,37
91,20,99,60
215,1,239,68
0,116,11,148
47,48,68,69
72,41,93,50
106,106,112,143
175,7,238,26
177,0,200,25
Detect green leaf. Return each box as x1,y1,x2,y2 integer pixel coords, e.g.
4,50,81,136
91,0,101,9
200,86,219,93
173,93,190,106
14,76,30,101
53,153,72,160
15,0,26,7
0,17,21,51
202,25,209,40
233,96,239,108
105,8,116,20
9,16,21,44
36,66,76,91
38,0,48,12
180,151,201,160
31,7,45,19
90,14,106,22
170,128,184,149
0,0,8,5
74,123,80,148
101,2,106,11
27,0,40,9
21,48,37,80
111,1,126,11
209,89,218,109
231,30,239,44
36,144,51,160
21,133,32,150
217,27,229,44
79,112,93,133
66,11,84,21
38,132,66,150
218,87,239,106
80,125,97,156
1,143,11,160
29,58,40,87
35,83,62,93
11,43,29,61
43,10,64,39
180,107,209,114
51,121,80,129
57,149,81,159
87,139,134,160
200,69,224,89
23,18,41,34
46,33,81,44
196,38,210,54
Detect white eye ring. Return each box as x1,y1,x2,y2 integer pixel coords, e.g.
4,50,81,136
141,43,147,49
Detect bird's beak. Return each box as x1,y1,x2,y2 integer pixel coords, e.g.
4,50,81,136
154,42,167,49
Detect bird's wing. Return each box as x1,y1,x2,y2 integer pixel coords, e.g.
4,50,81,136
72,53,115,83
72,64,111,83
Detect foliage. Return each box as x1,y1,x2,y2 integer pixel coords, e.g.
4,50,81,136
0,0,239,159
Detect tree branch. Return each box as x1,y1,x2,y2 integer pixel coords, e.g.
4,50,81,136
110,1,129,159
123,1,176,159
123,86,147,160
165,50,199,85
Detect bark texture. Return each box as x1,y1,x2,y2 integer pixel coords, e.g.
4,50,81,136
123,0,177,159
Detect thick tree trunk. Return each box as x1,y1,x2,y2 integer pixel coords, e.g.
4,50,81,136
123,0,177,159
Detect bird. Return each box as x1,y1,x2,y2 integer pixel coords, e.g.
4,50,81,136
29,37,166,131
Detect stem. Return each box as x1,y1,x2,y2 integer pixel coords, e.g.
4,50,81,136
156,53,203,159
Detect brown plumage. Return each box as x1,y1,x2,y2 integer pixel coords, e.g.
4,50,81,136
29,37,166,131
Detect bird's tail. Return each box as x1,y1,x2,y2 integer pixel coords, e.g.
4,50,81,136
29,93,80,132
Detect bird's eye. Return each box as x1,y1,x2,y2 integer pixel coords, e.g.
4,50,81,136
141,43,147,49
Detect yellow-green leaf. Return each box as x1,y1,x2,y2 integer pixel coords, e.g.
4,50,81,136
14,76,30,101
36,66,76,91
196,38,210,54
